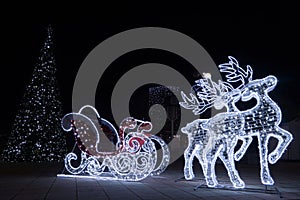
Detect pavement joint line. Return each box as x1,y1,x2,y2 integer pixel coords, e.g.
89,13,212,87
140,178,176,200
120,181,147,200
95,179,114,199
43,176,57,200
124,178,174,200
154,176,204,198
75,177,79,200
10,174,41,200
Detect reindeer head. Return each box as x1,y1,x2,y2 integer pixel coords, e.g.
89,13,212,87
221,88,241,104
218,56,256,101
241,75,277,101
218,56,279,102
180,72,241,114
212,85,241,110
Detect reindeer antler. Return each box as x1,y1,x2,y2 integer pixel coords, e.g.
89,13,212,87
179,91,209,115
180,73,236,115
180,57,250,115
196,73,229,101
197,73,235,105
218,56,253,89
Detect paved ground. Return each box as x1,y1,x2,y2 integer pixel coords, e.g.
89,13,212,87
1,158,300,200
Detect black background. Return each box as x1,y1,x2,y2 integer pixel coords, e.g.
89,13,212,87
0,3,299,149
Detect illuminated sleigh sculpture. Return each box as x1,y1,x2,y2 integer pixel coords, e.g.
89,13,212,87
180,56,293,188
61,105,170,181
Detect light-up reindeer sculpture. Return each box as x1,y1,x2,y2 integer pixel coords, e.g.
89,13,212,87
218,56,293,185
61,105,170,181
180,73,247,188
180,56,293,187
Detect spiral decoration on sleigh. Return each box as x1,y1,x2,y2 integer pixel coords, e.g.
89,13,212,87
60,105,170,181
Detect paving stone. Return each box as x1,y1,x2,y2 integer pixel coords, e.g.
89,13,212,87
0,160,300,199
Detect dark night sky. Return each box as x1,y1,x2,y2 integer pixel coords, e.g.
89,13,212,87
0,4,299,144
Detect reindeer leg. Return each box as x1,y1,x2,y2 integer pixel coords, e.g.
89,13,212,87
220,138,245,188
268,127,293,164
234,136,253,161
194,145,206,180
204,143,221,188
184,144,196,180
258,133,274,185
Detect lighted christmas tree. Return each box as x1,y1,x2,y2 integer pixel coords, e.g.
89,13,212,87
1,25,66,162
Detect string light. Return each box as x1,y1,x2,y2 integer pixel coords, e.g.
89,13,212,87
1,25,66,162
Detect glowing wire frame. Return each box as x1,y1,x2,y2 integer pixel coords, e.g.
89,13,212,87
218,57,293,185
59,105,170,181
180,56,293,188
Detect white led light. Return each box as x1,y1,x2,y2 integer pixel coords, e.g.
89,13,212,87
1,25,66,162
60,105,170,181
180,56,293,188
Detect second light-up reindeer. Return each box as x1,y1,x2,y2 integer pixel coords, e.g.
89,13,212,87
180,73,247,188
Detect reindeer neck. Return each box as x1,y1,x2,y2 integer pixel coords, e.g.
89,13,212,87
242,91,282,134
256,92,280,112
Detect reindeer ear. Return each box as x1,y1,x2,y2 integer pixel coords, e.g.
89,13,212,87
246,65,253,81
